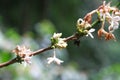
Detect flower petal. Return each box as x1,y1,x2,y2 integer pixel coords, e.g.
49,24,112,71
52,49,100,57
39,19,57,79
86,28,95,38
53,33,62,39
47,57,54,64
88,33,94,38
113,16,120,22
89,28,95,32
113,22,119,29
54,57,64,65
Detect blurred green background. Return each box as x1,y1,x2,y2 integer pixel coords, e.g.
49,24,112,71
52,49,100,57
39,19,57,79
0,0,120,80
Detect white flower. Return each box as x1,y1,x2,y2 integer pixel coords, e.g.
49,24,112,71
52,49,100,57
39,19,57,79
51,33,68,49
24,55,32,63
55,38,67,48
77,18,91,29
77,18,84,25
23,55,32,66
53,33,62,39
47,56,64,65
115,11,120,16
12,45,32,66
108,14,120,32
47,49,64,65
98,1,116,21
86,28,95,38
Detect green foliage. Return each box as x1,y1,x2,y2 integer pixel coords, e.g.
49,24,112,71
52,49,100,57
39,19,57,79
5,28,21,44
51,37,58,48
94,64,120,80
35,20,56,36
0,50,12,63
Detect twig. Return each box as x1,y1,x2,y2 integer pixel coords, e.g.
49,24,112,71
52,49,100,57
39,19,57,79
0,1,119,68
0,33,79,68
0,19,100,68
31,47,52,56
0,57,17,68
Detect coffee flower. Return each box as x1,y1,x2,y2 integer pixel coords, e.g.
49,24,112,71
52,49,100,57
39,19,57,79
77,18,91,30
108,14,120,32
55,38,67,48
115,11,120,16
97,1,110,19
12,45,32,65
98,1,118,19
51,33,67,49
47,49,64,65
53,33,62,39
86,28,95,38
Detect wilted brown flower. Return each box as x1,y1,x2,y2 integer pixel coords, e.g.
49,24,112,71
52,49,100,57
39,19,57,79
97,28,108,38
84,13,92,24
97,28,116,41
105,33,116,41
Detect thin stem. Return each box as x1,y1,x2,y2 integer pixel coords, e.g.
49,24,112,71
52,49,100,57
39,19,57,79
101,14,106,29
0,57,17,68
91,19,100,27
64,33,78,42
53,48,56,57
0,18,100,68
31,46,52,56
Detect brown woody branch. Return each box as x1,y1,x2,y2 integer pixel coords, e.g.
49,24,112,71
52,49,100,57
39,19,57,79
0,57,17,68
0,16,100,68
0,33,80,68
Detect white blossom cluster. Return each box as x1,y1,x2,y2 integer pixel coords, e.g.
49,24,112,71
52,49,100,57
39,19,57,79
12,1,120,67
77,1,120,40
12,45,32,66
47,33,68,65
52,33,67,48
